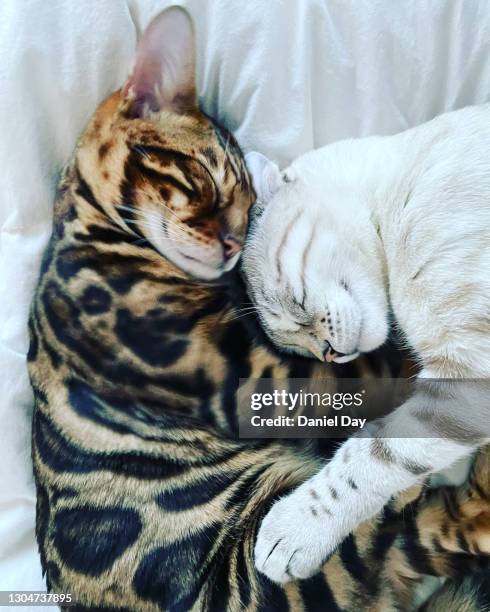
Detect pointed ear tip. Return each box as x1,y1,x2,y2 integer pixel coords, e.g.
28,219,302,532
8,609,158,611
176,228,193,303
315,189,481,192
245,151,267,162
245,152,275,175
123,5,196,115
148,5,194,34
162,5,192,20
138,7,195,70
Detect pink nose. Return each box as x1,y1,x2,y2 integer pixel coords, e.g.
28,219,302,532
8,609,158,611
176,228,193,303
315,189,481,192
222,237,241,260
324,346,347,363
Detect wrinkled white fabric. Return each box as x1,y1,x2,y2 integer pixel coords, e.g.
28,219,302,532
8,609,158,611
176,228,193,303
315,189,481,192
1,0,489,606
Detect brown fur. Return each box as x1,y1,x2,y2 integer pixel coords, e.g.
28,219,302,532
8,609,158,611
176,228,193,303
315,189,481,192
28,46,490,612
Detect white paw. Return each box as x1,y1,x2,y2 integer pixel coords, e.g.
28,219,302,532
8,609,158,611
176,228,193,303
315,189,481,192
255,487,343,583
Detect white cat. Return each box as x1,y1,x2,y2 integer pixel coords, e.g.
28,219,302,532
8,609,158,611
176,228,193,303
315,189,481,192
242,104,490,584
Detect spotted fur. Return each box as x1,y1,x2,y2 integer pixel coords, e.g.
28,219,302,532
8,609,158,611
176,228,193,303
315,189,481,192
28,7,490,611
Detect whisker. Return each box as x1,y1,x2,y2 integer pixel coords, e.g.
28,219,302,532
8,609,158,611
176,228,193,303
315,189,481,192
233,306,261,315
108,214,139,238
132,144,152,160
117,204,198,243
163,222,200,245
116,204,146,216
160,201,184,223
127,222,199,250
162,219,191,236
164,227,198,246
120,199,183,227
226,311,259,323
117,202,207,250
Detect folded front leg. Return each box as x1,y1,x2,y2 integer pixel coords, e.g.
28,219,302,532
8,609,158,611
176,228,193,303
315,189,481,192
255,378,487,583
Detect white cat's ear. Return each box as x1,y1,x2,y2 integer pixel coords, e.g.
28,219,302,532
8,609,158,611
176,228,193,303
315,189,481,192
123,7,196,117
245,152,283,204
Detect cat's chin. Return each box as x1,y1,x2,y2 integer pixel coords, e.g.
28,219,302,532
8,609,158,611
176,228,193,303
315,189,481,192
332,352,360,364
170,254,225,281
144,219,242,281
162,247,241,281
357,315,389,355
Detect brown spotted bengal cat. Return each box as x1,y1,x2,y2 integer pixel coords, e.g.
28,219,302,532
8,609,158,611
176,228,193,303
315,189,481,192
27,7,490,611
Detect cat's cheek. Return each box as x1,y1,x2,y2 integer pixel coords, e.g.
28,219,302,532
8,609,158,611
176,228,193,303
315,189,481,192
358,303,389,353
358,325,388,353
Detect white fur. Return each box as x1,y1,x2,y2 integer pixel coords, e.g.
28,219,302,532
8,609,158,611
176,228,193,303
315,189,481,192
245,152,283,203
243,104,490,583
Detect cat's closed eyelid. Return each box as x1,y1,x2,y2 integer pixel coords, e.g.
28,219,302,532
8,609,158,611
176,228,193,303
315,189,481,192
291,295,306,312
295,321,310,328
287,322,312,335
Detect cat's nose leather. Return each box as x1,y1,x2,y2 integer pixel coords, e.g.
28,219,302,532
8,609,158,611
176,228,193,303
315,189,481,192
324,346,346,362
222,236,241,259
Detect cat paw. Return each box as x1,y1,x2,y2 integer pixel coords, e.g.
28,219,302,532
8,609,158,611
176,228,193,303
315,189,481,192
255,488,340,583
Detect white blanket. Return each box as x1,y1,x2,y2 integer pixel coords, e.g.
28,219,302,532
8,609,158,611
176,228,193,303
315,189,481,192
1,0,490,606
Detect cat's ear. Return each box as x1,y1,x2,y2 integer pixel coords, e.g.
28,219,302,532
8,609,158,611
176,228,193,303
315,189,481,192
122,7,196,118
245,152,283,204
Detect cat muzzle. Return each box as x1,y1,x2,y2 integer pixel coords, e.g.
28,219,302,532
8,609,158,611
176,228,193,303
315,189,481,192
323,345,359,364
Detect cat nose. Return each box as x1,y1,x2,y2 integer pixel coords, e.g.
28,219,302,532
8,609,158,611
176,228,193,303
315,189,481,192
323,343,335,362
222,235,242,260
323,344,346,363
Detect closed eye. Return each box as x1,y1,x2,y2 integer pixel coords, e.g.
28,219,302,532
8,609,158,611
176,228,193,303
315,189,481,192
291,295,306,312
260,303,282,319
285,319,311,333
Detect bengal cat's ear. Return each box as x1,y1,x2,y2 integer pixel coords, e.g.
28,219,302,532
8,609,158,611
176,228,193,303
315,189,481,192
122,6,196,118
